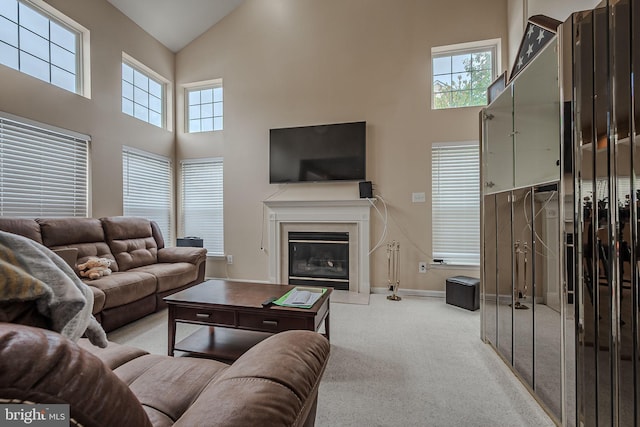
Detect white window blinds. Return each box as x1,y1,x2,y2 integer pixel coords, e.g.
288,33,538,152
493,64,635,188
181,158,223,256
0,112,89,217
122,146,172,242
431,142,480,265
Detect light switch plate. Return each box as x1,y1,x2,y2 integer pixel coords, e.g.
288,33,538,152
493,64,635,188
412,192,426,203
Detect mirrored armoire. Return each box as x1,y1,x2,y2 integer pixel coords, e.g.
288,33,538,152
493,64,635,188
480,2,640,426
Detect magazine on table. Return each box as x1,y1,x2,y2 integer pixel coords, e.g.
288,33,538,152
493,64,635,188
273,287,327,309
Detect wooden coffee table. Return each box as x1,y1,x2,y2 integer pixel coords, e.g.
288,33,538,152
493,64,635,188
164,279,332,361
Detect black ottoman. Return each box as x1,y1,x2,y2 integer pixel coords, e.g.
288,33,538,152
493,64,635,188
445,276,480,311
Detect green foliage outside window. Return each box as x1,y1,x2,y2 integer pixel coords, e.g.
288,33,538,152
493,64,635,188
433,50,493,109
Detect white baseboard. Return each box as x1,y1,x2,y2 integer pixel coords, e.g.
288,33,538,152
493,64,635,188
205,278,447,299
371,287,445,299
205,276,271,284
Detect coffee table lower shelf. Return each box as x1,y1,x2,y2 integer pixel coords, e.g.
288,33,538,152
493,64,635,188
174,326,273,362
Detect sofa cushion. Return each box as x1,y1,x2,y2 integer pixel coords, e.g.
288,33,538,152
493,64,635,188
86,271,157,309
114,354,229,424
174,330,330,426
102,217,158,271
130,263,199,293
78,338,148,371
38,217,119,272
0,218,42,244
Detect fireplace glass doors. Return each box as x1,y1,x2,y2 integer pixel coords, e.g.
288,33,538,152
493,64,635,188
288,231,349,290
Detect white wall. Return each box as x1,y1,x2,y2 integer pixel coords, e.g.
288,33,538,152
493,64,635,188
176,0,509,290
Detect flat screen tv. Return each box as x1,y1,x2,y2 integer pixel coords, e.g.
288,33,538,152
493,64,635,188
269,121,366,183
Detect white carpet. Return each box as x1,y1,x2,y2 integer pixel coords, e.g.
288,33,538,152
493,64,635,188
108,294,555,427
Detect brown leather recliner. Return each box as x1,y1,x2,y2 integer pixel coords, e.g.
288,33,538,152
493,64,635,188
0,323,330,426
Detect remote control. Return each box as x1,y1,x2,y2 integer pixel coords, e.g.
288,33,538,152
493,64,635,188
261,296,278,307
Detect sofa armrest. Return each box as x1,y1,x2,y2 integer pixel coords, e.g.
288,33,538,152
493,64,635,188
175,330,330,427
157,246,207,265
0,323,152,427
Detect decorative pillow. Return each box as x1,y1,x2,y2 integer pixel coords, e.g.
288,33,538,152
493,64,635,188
52,248,79,270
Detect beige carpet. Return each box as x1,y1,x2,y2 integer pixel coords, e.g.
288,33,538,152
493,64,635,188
108,294,555,427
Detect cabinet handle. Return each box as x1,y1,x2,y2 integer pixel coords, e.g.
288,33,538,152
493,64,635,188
196,313,210,318
263,320,278,327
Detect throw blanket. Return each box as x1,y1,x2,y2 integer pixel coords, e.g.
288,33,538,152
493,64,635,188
0,230,107,347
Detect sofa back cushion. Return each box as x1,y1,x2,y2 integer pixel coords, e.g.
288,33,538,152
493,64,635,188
101,216,158,271
0,218,43,244
37,218,119,272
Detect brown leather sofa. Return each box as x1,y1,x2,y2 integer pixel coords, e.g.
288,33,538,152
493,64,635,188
0,322,330,426
0,216,207,331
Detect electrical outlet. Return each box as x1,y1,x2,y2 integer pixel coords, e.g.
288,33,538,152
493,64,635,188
226,255,233,264
418,262,427,273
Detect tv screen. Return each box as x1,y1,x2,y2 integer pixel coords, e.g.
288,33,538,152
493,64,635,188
269,121,366,183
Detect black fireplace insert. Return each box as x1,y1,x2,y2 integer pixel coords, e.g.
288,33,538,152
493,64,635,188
288,231,349,290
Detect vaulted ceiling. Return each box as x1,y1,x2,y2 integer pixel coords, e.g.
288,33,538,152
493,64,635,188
106,0,244,52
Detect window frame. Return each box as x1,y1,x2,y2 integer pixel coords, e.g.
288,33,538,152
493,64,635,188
0,0,91,97
431,141,480,266
122,146,173,243
184,79,224,133
121,52,170,129
431,38,501,110
0,110,90,218
180,157,224,257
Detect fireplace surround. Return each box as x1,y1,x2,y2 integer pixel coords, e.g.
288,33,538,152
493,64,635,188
265,199,372,295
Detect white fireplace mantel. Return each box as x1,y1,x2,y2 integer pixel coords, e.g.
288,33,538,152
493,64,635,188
265,199,372,295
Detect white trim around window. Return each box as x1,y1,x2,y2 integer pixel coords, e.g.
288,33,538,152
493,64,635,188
121,52,172,130
183,78,223,133
431,38,501,110
0,0,91,97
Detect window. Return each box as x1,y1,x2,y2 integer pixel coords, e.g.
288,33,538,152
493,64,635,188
181,158,224,256
432,39,499,109
122,55,166,128
431,142,480,265
585,177,631,207
122,147,172,241
186,81,223,133
0,0,88,95
0,111,89,217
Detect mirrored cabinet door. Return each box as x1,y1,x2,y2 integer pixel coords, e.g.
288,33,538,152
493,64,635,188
483,194,498,347
496,191,513,364
532,184,562,421
611,1,633,426
632,0,640,423
512,187,534,387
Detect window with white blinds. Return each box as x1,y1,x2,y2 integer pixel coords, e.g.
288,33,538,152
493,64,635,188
431,141,480,265
181,158,223,256
122,146,172,242
0,112,89,217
